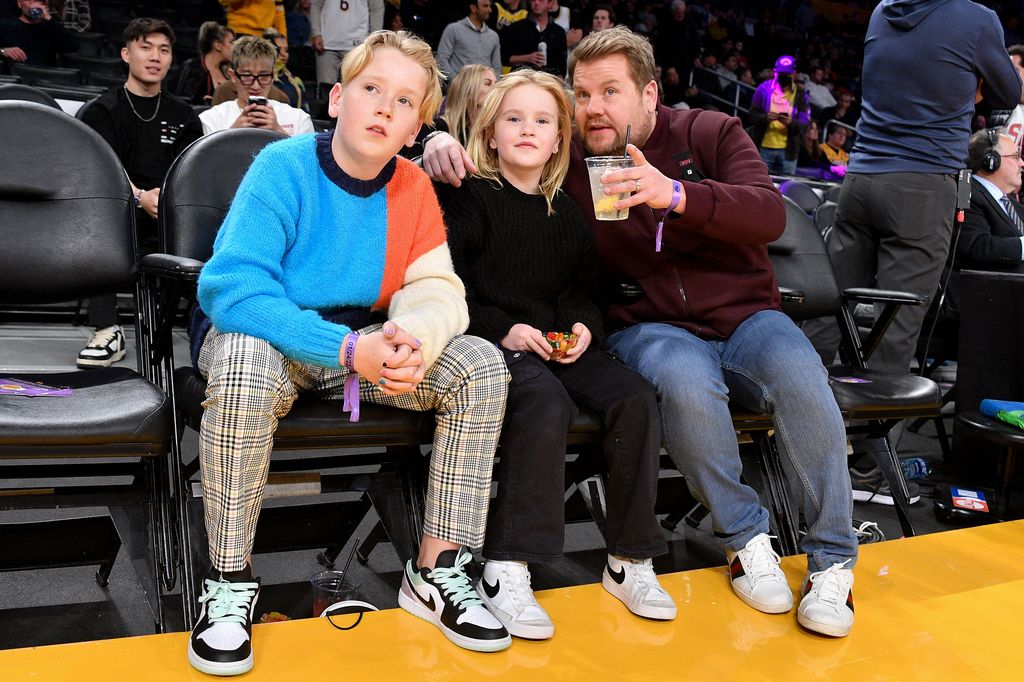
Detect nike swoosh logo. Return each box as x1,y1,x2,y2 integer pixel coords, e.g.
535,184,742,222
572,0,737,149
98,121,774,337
482,578,501,599
414,586,437,613
607,563,626,585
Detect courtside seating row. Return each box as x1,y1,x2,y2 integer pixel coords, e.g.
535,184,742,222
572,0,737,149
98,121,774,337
0,101,940,633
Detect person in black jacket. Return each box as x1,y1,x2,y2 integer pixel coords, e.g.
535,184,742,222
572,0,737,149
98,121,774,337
440,70,675,641
946,129,1024,315
500,0,566,77
77,18,202,368
0,0,78,65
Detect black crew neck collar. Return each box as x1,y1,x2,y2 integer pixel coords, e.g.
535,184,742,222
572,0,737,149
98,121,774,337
315,131,396,197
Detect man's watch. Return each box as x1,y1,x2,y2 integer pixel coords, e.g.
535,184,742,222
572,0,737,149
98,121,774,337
133,190,143,209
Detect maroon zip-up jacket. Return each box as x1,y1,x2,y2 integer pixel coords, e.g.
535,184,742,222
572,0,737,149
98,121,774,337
565,104,786,340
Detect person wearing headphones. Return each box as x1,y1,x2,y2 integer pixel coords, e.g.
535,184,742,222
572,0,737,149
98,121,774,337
945,128,1024,315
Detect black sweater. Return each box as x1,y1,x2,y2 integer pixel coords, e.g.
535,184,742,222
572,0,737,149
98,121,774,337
439,176,605,347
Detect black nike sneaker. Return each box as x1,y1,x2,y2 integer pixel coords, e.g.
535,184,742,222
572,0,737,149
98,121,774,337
187,567,261,676
398,547,511,652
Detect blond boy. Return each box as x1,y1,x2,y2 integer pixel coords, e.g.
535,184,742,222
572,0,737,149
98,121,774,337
188,31,511,676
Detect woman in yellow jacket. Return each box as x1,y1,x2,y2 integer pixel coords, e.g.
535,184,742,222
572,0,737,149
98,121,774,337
220,0,287,38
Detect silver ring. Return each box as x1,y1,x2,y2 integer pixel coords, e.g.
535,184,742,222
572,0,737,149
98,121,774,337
634,179,641,192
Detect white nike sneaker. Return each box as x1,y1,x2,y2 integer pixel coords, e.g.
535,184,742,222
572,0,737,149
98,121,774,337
602,555,677,620
477,560,554,640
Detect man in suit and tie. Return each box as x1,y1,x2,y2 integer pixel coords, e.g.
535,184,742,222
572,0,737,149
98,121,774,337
947,128,1024,314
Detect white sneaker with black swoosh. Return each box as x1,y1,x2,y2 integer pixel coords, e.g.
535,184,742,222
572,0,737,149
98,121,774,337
398,547,511,652
477,560,554,640
602,554,677,620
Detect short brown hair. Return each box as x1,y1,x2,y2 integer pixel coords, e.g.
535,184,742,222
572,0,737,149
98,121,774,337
568,26,655,93
123,18,175,47
340,30,444,124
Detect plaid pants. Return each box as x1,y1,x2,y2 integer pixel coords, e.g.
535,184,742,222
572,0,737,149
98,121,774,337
197,326,509,572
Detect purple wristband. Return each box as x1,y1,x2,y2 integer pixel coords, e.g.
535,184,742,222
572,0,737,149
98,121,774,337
342,332,359,371
655,180,683,253
341,332,360,422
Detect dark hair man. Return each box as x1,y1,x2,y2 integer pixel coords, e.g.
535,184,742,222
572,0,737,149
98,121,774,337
77,18,203,368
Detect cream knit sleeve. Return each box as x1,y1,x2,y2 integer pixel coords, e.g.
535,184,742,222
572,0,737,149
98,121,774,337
387,243,470,368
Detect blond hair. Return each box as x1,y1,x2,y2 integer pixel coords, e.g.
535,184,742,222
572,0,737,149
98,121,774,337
340,30,444,123
443,64,496,146
231,35,276,71
567,26,656,93
467,70,573,216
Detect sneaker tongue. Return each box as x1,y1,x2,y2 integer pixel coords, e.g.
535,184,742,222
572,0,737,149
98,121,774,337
432,548,464,569
212,565,253,582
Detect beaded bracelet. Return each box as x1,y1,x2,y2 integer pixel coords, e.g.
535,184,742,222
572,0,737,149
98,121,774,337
341,332,360,422
655,180,683,253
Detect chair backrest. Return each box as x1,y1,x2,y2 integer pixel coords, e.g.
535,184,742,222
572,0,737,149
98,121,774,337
813,200,838,235
159,128,287,260
62,54,127,78
10,63,83,86
0,83,61,109
87,71,127,89
0,100,135,303
73,32,111,57
779,179,822,213
824,184,842,203
34,82,108,103
767,196,843,321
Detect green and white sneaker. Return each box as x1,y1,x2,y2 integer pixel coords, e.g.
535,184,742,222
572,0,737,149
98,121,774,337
398,547,511,652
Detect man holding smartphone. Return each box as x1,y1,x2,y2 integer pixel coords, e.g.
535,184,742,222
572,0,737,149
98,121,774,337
200,35,314,136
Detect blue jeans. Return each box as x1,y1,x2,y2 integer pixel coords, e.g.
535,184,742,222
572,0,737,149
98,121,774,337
759,147,797,175
607,311,857,572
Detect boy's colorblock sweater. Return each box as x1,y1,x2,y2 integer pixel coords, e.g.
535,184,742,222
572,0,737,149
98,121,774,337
197,132,468,368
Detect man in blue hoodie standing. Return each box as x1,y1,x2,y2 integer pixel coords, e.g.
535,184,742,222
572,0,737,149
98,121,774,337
806,0,1022,374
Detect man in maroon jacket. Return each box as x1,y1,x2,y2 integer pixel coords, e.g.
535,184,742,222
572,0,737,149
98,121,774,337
422,27,858,638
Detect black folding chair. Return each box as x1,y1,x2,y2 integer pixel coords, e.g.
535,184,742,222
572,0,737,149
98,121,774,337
0,100,173,631
767,197,943,548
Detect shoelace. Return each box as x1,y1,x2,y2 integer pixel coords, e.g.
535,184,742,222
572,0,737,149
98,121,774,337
87,327,121,349
624,559,666,598
806,560,852,609
745,537,784,584
429,552,484,609
199,579,259,624
499,563,535,608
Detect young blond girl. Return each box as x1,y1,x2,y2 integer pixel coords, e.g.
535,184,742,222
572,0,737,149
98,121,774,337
439,70,677,640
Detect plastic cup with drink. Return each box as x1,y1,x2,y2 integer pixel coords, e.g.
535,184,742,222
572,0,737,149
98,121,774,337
310,570,359,617
585,156,635,220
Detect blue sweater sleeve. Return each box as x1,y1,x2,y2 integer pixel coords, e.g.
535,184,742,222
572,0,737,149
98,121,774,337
197,145,350,367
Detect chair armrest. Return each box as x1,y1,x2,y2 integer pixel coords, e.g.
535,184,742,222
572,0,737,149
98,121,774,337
140,253,205,282
778,286,805,304
842,287,926,306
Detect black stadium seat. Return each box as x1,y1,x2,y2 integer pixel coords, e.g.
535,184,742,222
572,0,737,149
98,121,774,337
0,83,61,109
0,100,173,631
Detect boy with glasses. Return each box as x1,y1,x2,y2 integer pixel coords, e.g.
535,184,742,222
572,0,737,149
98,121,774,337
199,35,313,136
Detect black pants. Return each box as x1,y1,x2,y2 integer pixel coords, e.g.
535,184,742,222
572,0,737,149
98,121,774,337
483,348,667,562
86,212,159,330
